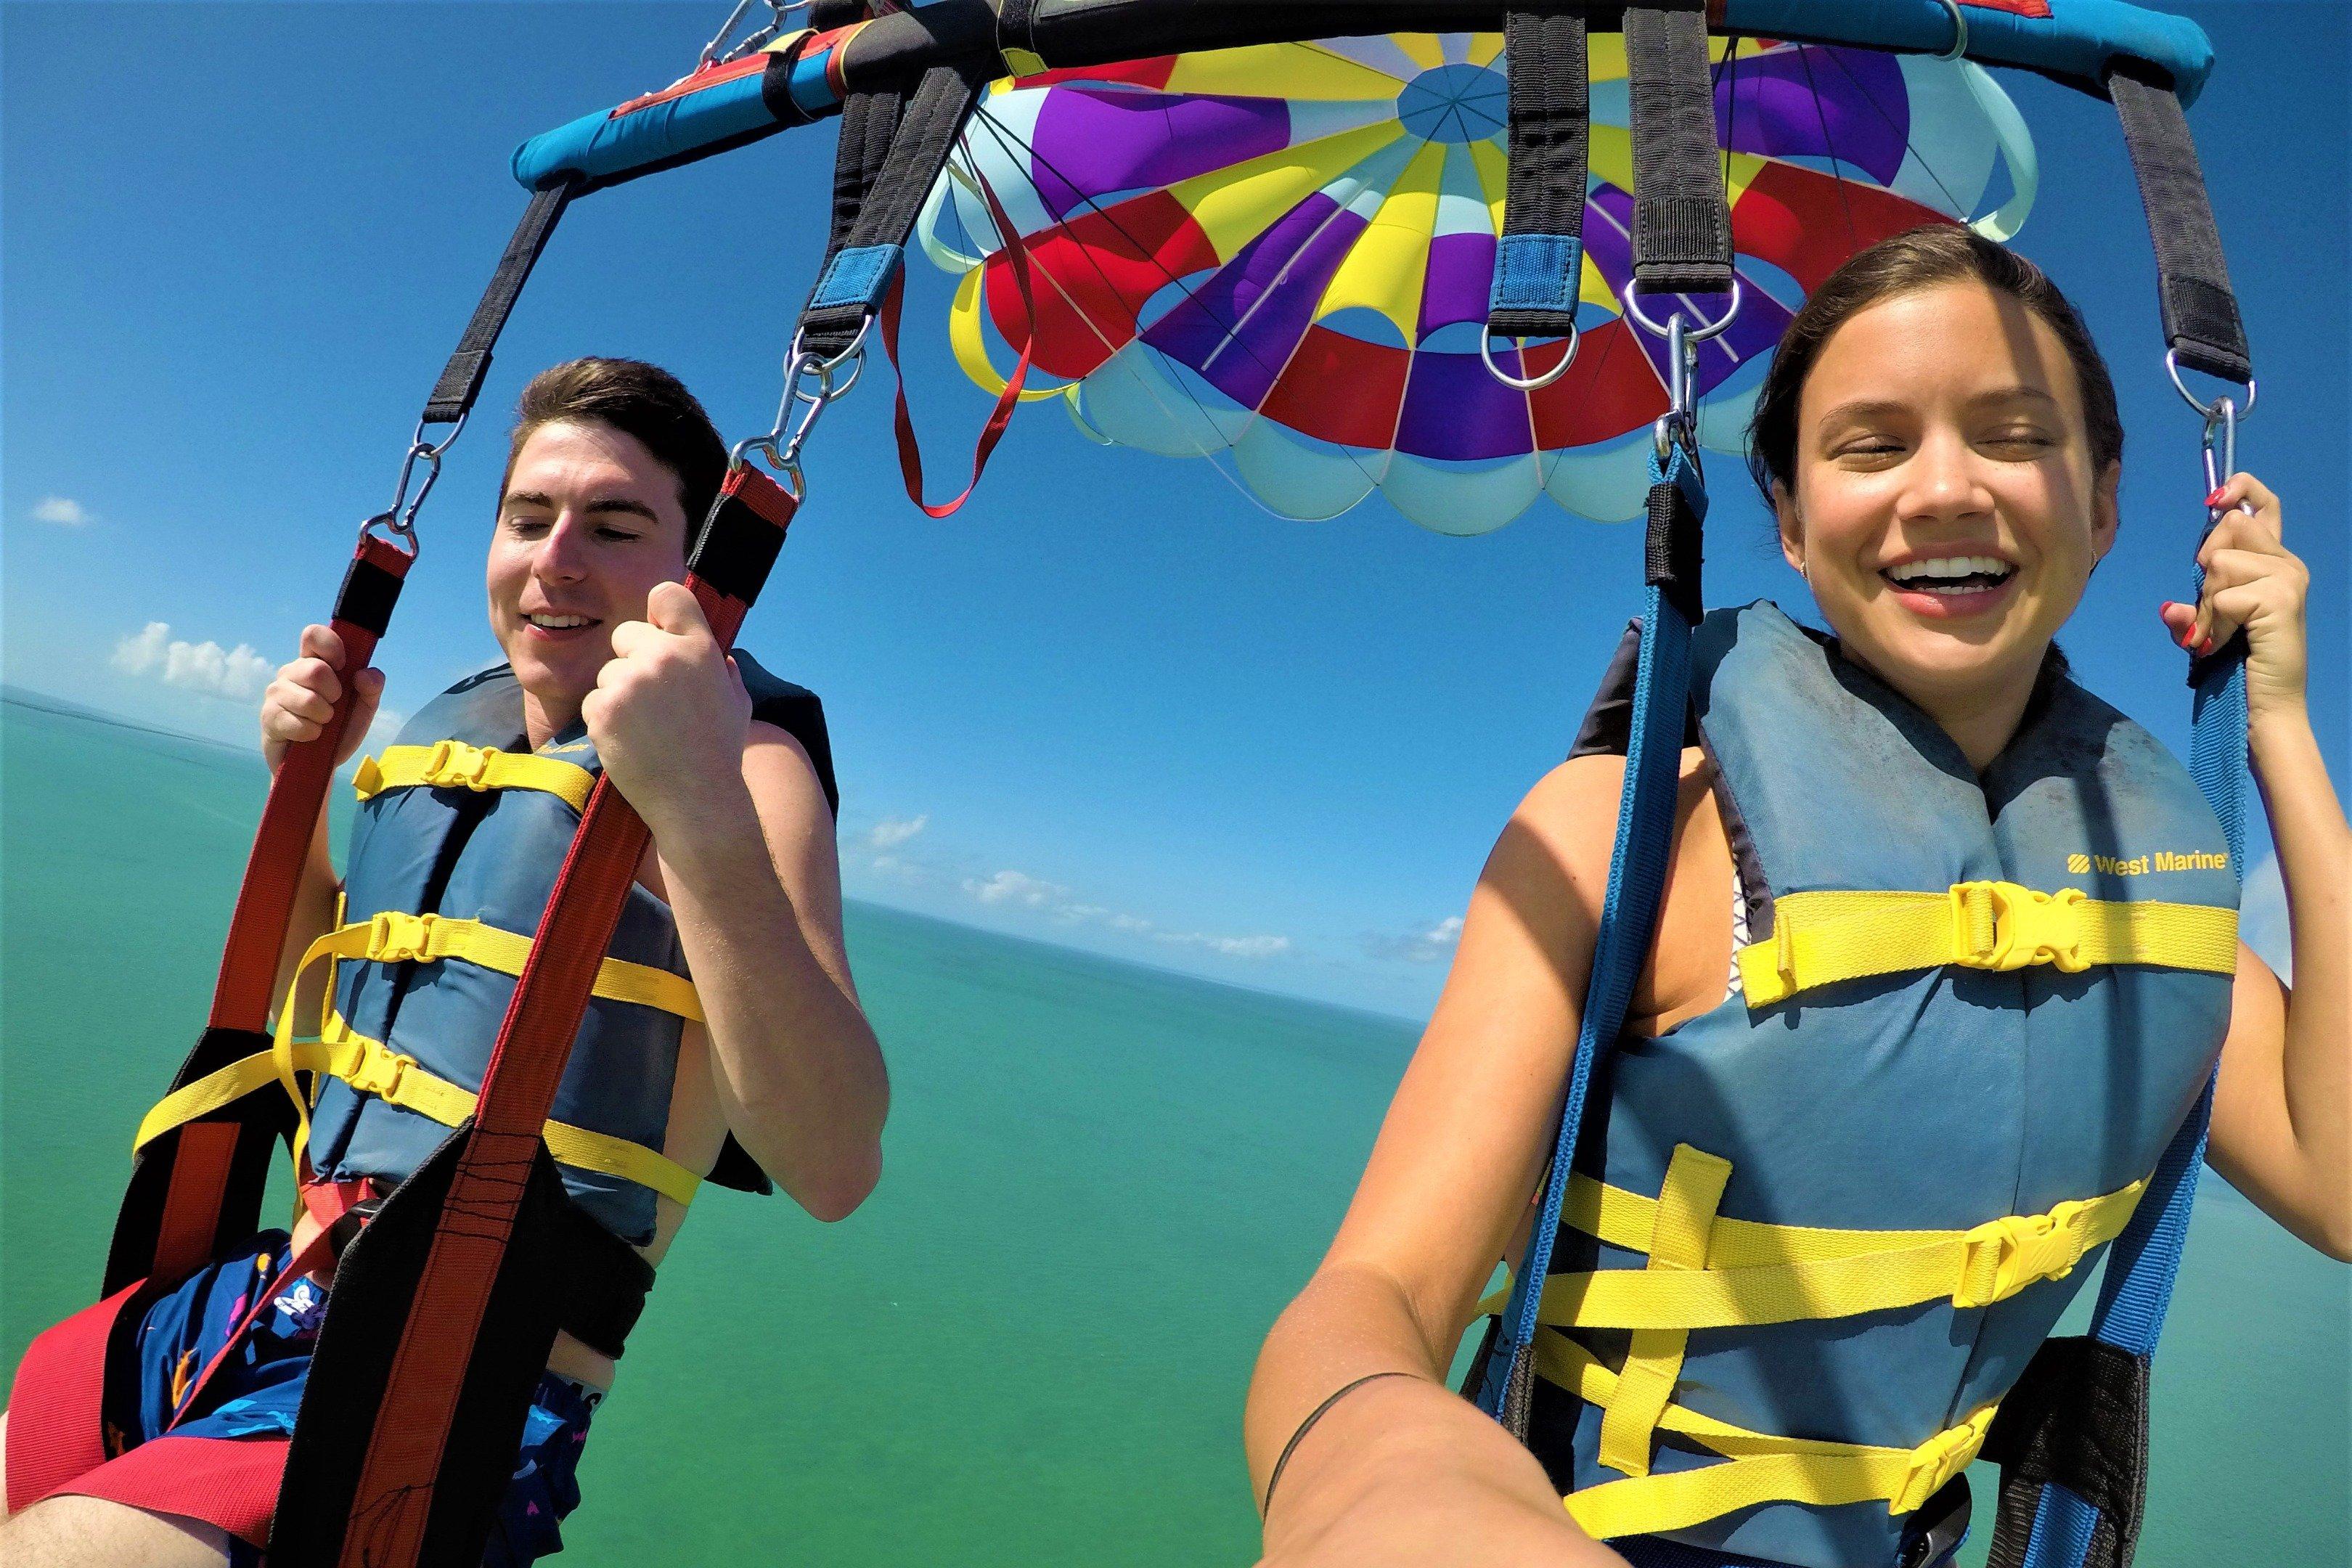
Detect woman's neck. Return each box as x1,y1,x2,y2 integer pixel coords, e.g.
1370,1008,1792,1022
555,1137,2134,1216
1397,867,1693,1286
1838,640,2046,775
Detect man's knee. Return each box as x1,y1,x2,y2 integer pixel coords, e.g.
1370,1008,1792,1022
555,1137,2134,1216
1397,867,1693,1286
0,1488,232,1567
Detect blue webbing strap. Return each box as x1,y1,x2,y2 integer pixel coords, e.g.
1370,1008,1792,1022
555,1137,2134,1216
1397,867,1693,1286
1477,439,1705,1429
2015,560,2247,1568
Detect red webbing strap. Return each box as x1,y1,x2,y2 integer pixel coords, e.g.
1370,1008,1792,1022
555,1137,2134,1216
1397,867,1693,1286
150,1122,242,1288
209,534,413,1032
127,534,412,1289
50,1436,290,1548
884,168,1037,517
329,470,797,1568
5,1283,142,1511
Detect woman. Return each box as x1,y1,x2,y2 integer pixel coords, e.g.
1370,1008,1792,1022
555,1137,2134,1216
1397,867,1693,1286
1245,228,2346,1568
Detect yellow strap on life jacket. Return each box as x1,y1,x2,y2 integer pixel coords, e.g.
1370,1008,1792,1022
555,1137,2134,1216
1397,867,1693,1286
1736,881,2239,1007
308,911,703,1024
1479,1171,2146,1331
1540,1331,1996,1538
257,915,698,1182
1596,1144,1731,1478
133,1020,703,1209
352,740,596,812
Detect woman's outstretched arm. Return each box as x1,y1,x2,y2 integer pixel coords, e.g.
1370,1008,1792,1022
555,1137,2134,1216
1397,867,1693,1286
2187,473,2352,1259
1246,751,1722,1568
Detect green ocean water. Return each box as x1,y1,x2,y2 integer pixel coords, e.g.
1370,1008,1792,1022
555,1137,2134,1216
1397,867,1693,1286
2,695,2344,1566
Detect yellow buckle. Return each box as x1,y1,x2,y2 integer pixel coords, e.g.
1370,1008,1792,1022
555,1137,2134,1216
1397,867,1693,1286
1950,881,2088,973
1955,1199,2095,1309
348,1043,420,1103
364,910,438,964
421,739,497,791
1893,1405,1998,1514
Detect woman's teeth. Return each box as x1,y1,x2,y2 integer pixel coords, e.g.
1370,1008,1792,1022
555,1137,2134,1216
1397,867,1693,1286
527,613,592,629
1884,556,2015,595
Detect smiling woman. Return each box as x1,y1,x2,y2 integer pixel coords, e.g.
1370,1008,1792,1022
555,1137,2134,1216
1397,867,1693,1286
1244,226,2350,1568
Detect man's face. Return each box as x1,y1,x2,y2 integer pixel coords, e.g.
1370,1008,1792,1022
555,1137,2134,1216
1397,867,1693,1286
486,420,693,711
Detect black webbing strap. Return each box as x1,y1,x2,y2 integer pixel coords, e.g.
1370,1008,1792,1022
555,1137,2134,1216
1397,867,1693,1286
1488,7,1592,340
798,62,986,359
1622,2,1733,295
420,179,576,426
1982,1336,2152,1568
997,0,1045,75
2107,62,2250,385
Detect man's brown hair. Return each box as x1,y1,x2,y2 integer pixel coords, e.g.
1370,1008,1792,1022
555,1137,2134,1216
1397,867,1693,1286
502,357,729,534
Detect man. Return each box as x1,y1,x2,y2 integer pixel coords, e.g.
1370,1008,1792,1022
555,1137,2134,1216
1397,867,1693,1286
0,358,887,1565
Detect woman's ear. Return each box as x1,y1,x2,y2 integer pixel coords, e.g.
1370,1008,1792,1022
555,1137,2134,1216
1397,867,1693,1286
2089,457,2122,565
1773,481,1808,578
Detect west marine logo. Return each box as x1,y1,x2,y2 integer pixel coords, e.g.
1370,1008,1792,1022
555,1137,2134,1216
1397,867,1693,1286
2066,850,2230,876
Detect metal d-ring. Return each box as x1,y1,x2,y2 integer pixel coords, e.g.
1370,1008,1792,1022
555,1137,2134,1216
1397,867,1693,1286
1935,0,1969,62
1479,323,1581,391
2165,348,2257,424
1622,277,1744,344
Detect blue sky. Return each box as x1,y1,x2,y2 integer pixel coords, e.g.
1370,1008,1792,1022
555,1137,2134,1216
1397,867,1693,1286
4,2,2342,1017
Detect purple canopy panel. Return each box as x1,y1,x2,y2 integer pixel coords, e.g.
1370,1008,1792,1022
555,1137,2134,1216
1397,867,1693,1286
1025,89,1294,222
1395,349,1538,462
1717,46,1910,187
1420,230,1501,336
1144,195,1367,411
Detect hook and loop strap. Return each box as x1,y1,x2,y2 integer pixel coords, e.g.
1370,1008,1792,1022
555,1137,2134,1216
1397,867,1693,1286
799,62,987,361
1479,437,1706,1434
2106,62,2250,386
1623,3,1734,296
421,179,576,426
1487,7,1591,341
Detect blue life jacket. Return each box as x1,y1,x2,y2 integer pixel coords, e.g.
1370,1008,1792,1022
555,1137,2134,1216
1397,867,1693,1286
305,654,837,1246
1514,603,2238,1567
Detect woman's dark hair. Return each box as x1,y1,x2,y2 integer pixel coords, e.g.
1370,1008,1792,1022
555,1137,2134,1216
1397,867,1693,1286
1746,225,2123,508
502,357,729,532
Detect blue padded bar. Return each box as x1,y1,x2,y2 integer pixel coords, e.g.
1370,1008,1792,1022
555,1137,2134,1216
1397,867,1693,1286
1718,0,2214,105
512,69,779,192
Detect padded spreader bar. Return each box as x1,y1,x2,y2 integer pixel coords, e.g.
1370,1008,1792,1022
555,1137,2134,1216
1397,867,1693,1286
269,466,801,1568
2107,63,2250,385
1488,7,1592,340
422,181,576,426
1622,3,1734,295
102,535,415,1294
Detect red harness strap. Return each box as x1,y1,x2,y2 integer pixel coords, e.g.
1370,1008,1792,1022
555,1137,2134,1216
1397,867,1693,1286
882,166,1039,517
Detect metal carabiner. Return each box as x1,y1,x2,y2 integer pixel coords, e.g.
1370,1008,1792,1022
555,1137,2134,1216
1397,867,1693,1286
357,410,468,558
2199,393,2239,523
697,0,799,70
1652,313,1699,462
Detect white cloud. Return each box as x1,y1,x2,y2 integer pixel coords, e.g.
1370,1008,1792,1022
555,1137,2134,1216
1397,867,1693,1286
867,814,928,850
32,495,92,526
112,621,274,701
1364,914,1465,964
963,869,1067,907
1156,930,1291,960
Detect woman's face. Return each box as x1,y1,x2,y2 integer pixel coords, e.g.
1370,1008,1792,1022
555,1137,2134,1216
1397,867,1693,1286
1776,279,2119,711
486,419,692,712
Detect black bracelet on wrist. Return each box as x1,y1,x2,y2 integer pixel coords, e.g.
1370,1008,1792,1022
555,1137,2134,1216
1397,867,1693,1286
1260,1371,1417,1519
